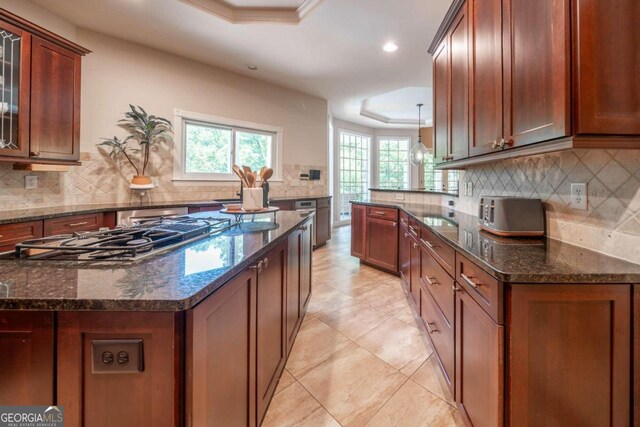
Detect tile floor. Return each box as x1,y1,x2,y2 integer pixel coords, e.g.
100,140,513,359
262,226,464,427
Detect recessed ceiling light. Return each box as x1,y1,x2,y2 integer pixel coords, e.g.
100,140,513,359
247,64,258,71
383,42,398,53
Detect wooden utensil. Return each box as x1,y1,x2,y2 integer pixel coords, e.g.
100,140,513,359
246,172,256,188
242,165,252,175
261,168,273,187
233,164,249,187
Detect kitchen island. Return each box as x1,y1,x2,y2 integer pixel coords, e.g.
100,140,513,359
0,210,314,426
351,200,640,427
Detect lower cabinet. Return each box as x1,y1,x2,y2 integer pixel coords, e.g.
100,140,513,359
635,285,640,426
409,236,421,306
399,222,411,288
351,204,367,259
420,286,455,393
455,287,503,427
0,311,54,405
365,217,398,272
507,284,631,426
0,220,43,252
315,203,331,248
300,222,313,312
256,241,287,424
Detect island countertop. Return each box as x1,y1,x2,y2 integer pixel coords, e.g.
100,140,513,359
0,211,313,311
352,200,640,284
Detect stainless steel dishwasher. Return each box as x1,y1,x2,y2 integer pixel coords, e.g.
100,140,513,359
294,200,316,246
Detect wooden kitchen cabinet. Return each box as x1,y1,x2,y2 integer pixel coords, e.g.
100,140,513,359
286,222,312,353
30,37,81,161
0,220,43,252
503,0,570,148
365,216,398,273
421,284,455,393
256,241,287,424
187,268,256,427
0,311,54,405
456,287,503,427
300,221,313,312
507,284,631,426
315,198,331,248
0,9,89,165
432,39,449,166
409,235,421,306
449,4,470,161
43,212,106,236
635,285,640,425
399,220,411,288
350,204,367,259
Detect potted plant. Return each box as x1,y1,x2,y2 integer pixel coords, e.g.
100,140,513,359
98,105,173,186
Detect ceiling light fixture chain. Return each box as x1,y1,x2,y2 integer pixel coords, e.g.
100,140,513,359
410,103,429,166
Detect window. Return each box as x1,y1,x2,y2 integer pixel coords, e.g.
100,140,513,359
378,137,410,189
174,110,282,181
338,131,370,221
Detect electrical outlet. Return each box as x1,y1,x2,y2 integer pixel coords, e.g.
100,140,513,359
395,193,405,201
464,182,473,197
24,175,37,189
571,183,588,210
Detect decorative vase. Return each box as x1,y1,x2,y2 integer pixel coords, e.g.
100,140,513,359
131,175,153,185
243,188,264,211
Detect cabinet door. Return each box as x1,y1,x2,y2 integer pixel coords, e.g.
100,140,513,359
0,311,54,405
574,0,640,135
508,284,631,426
0,21,31,159
399,223,411,289
503,0,570,147
469,0,504,156
0,220,43,252
300,221,313,312
456,287,504,427
286,229,302,353
187,270,256,427
256,242,287,424
315,205,331,247
635,284,639,424
449,4,470,161
30,37,81,161
365,217,398,272
350,204,366,259
433,40,449,165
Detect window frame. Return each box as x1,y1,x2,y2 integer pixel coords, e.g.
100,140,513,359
336,129,372,224
173,109,283,182
375,136,411,190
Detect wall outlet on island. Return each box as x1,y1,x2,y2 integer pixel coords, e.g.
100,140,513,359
395,193,405,201
571,183,588,210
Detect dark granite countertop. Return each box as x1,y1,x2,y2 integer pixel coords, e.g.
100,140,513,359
352,200,640,284
369,188,458,197
0,196,332,225
0,211,314,311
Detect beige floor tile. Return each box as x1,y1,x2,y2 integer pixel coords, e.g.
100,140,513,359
323,273,389,297
307,282,355,317
285,316,352,378
393,307,426,331
356,318,432,376
299,344,407,427
365,380,464,427
411,355,455,405
318,300,392,340
354,283,411,318
275,369,296,394
262,381,341,427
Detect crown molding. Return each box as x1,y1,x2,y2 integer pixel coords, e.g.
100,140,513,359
427,0,465,54
181,0,324,24
360,101,431,126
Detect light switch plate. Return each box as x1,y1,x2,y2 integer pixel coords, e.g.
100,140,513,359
571,183,588,210
467,182,473,197
25,175,37,190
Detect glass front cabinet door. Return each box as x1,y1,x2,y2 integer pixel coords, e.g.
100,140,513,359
0,21,30,159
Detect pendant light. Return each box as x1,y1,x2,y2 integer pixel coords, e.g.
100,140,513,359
410,103,429,166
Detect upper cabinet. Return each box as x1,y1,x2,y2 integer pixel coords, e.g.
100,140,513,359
430,0,640,168
0,9,89,166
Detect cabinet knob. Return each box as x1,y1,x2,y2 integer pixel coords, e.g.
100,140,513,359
413,242,418,249
262,257,269,269
30,151,41,157
491,140,498,150
451,285,461,294
425,322,438,335
250,260,264,273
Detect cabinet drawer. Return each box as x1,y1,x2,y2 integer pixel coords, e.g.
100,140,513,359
456,253,502,324
419,226,455,275
367,206,398,222
421,248,454,328
0,221,44,252
316,198,331,208
399,210,409,224
43,213,104,236
407,218,420,238
420,287,454,388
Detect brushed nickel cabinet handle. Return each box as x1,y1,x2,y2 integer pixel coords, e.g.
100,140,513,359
460,273,480,289
425,276,438,286
30,151,41,157
250,260,263,273
404,233,409,238
262,257,269,269
421,238,435,249
425,322,438,334
413,242,418,249
451,285,461,294
373,211,386,216
69,221,88,227
491,140,498,150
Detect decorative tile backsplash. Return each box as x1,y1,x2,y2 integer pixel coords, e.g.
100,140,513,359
373,149,640,264
0,150,327,210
